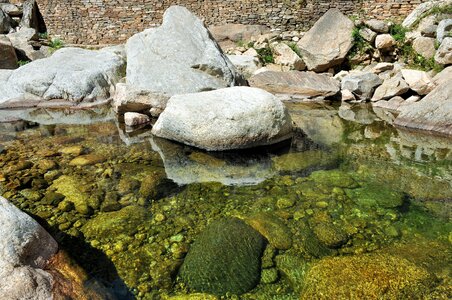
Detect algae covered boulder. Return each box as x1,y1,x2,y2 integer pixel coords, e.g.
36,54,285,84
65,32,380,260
179,218,265,295
300,253,435,299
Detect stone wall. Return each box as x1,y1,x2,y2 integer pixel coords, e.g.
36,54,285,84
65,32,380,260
32,0,426,45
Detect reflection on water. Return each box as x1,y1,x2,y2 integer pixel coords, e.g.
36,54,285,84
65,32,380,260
0,103,450,299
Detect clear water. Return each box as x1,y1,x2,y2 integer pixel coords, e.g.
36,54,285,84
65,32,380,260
0,103,450,299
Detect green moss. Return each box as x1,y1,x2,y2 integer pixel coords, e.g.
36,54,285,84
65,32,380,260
256,47,274,64
345,183,404,209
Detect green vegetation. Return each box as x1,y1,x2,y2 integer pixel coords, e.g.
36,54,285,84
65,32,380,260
346,26,372,66
256,47,274,64
389,23,407,42
288,42,302,57
17,60,30,67
38,32,48,40
49,38,64,50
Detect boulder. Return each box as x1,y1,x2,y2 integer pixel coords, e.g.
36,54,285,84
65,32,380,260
112,83,169,117
152,87,293,151
0,47,125,105
432,65,452,86
0,196,58,300
249,71,340,100
413,37,436,59
227,55,260,78
364,19,389,33
436,19,452,43
179,218,265,295
402,0,452,28
372,73,410,101
375,34,396,49
395,81,452,135
126,6,244,98
6,27,45,61
271,42,305,70
341,72,383,100
0,3,21,17
20,0,46,33
0,7,13,33
401,69,435,95
0,35,17,69
435,37,452,65
296,8,354,72
359,27,377,43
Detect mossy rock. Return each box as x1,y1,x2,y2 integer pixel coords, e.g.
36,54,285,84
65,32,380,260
300,253,435,299
309,170,358,188
312,223,349,248
81,205,149,240
345,183,404,208
179,218,266,296
245,212,293,250
52,175,91,214
275,254,310,293
272,150,337,173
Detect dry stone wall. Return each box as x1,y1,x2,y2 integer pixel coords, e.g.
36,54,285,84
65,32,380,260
32,0,427,45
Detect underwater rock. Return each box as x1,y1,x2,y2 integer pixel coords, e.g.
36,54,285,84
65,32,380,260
150,137,276,186
346,183,404,208
179,218,265,296
81,205,149,240
246,212,293,250
69,154,106,166
275,255,310,293
300,253,435,299
272,150,337,174
51,175,92,215
312,223,349,248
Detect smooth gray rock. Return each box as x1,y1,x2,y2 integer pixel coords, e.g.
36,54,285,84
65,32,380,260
271,42,305,71
0,35,17,69
249,71,340,100
341,72,383,100
371,73,410,101
0,47,125,104
227,54,260,78
402,0,452,28
126,6,244,97
359,27,377,43
6,27,43,61
401,69,435,95
0,196,58,300
365,19,389,33
435,37,452,65
20,0,46,33
112,83,169,116
413,36,436,59
395,81,452,135
433,65,452,86
375,34,396,49
436,19,452,43
0,7,13,33
124,112,150,127
0,3,21,17
152,87,293,151
179,218,265,295
296,8,354,72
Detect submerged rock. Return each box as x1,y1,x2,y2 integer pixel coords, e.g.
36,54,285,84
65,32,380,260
246,212,292,250
152,87,293,151
126,6,244,97
300,253,435,299
296,8,354,72
179,218,265,295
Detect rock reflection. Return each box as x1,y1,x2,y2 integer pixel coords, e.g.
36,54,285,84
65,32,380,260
150,137,279,186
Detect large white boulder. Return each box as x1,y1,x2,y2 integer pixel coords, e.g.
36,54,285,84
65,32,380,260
395,81,452,135
151,87,293,151
0,47,125,105
0,196,58,299
296,8,354,72
126,6,244,97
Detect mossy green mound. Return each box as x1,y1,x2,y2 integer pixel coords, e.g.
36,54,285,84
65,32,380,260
179,218,265,296
346,183,404,208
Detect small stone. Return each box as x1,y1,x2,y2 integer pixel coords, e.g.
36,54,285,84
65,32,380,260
124,112,151,127
359,27,377,43
59,145,85,156
246,212,292,250
315,201,329,208
277,197,295,209
365,19,389,33
69,154,106,166
375,34,396,49
154,213,166,223
413,37,436,59
341,89,356,102
312,223,348,248
261,268,279,284
58,200,74,212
